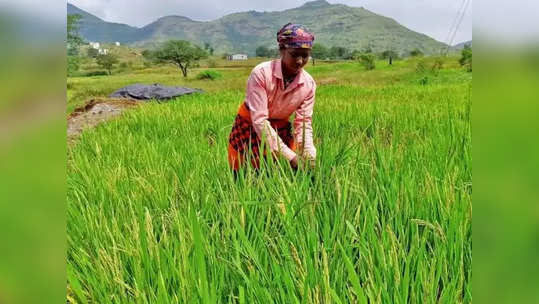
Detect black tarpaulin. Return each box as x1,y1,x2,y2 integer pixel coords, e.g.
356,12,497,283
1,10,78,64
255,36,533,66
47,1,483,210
109,83,204,100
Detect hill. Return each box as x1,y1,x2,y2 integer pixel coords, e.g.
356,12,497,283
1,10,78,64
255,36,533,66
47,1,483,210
67,3,140,43
452,40,472,50
68,0,448,55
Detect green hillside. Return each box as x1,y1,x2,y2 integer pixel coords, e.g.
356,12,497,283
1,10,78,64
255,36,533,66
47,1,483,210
68,0,448,55
67,3,140,43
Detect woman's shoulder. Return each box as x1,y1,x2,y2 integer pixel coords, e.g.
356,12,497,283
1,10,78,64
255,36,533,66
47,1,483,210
301,69,316,88
251,59,277,74
249,59,277,82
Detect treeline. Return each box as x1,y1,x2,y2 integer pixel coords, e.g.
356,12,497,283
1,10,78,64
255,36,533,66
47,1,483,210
255,43,426,62
68,14,123,76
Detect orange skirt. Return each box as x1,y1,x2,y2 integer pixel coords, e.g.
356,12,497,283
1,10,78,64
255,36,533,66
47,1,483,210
228,102,295,172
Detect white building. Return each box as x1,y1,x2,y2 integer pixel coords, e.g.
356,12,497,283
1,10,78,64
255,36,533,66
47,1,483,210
98,48,108,55
89,42,100,49
115,41,121,46
227,54,248,60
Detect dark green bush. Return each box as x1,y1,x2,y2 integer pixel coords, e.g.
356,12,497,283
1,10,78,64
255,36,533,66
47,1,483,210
83,70,108,77
67,56,80,76
459,45,472,72
196,70,222,80
359,53,376,70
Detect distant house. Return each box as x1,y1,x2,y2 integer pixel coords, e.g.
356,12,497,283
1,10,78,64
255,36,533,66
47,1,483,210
89,42,100,49
227,54,248,60
98,49,108,55
115,42,121,46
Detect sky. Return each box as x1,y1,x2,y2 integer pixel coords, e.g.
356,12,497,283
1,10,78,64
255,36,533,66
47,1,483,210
67,0,474,44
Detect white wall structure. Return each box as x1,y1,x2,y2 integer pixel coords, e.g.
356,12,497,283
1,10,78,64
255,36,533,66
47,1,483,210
115,42,121,46
227,54,248,60
89,42,100,49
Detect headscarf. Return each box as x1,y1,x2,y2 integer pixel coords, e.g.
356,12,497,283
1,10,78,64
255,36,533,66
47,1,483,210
276,23,314,49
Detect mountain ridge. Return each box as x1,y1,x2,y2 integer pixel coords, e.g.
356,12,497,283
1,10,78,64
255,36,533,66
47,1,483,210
67,1,448,56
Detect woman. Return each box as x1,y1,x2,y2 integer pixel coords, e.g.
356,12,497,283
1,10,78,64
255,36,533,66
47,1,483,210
228,23,317,177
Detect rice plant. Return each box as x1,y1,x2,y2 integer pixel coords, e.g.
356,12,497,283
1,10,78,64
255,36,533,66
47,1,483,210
67,57,472,303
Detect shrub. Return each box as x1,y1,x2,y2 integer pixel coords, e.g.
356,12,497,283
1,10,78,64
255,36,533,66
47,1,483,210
256,46,271,57
196,70,222,80
143,60,153,68
359,53,376,70
96,53,119,75
83,70,108,77
67,56,80,76
415,60,427,74
87,48,98,58
431,57,445,76
208,59,217,68
410,49,424,57
459,45,472,72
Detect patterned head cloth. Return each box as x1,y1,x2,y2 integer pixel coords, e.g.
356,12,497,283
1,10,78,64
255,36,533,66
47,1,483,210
276,23,314,49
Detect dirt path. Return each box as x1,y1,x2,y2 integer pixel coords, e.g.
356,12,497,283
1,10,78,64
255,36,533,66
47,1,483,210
67,98,139,141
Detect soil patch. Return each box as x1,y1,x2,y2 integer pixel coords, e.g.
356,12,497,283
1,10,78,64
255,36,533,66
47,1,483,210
67,98,139,141
318,77,338,85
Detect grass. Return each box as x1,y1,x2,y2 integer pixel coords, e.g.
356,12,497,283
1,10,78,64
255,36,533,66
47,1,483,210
67,56,472,303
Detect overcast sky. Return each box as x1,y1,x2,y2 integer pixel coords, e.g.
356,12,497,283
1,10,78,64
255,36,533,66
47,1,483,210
69,0,472,45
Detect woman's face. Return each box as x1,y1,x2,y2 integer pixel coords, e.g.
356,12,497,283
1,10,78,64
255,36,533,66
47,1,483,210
280,47,311,76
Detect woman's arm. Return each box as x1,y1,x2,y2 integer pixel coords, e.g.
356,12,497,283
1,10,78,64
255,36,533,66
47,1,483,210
246,71,297,161
294,81,317,159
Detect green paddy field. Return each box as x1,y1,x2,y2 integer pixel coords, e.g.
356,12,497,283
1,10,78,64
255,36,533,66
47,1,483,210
67,56,471,303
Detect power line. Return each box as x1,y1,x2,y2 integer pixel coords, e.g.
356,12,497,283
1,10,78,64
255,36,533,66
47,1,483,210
447,0,470,53
442,0,470,56
443,0,467,47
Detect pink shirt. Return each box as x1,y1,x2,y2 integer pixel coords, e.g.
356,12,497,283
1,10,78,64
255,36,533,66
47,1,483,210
244,59,317,162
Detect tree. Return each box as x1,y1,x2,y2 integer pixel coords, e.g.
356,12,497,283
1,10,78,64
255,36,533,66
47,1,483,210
459,44,472,72
311,43,328,65
67,56,80,76
67,14,83,55
380,50,398,65
410,48,424,57
140,49,154,67
67,14,84,57
329,46,348,59
350,49,362,60
204,42,214,55
87,47,98,58
67,14,83,75
256,46,271,57
96,53,119,75
342,50,355,60
152,40,208,77
361,47,373,54
269,48,279,58
141,49,153,60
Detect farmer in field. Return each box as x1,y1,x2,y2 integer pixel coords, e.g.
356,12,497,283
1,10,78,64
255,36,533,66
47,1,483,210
228,23,317,177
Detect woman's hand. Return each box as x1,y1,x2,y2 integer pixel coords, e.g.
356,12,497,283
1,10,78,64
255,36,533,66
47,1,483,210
303,154,316,170
290,154,315,170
